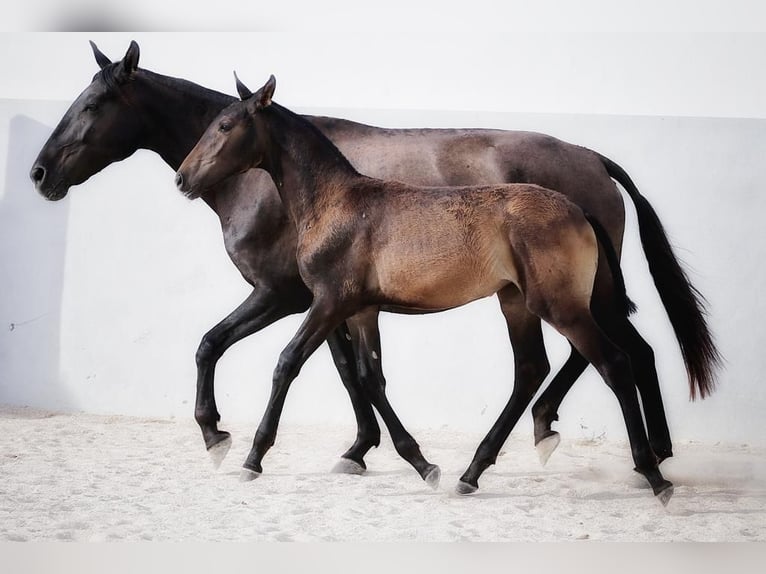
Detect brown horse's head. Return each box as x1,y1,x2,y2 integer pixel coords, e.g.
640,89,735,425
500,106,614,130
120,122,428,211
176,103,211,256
30,41,145,201
176,74,275,199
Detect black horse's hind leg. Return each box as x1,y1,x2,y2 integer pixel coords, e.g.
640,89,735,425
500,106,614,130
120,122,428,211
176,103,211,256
625,326,672,462
531,277,673,466
559,313,673,505
346,308,440,488
531,346,589,463
458,287,550,494
194,286,307,466
588,263,673,463
326,324,382,473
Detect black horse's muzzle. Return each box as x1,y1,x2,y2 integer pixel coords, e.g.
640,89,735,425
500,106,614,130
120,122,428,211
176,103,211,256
30,163,68,201
30,165,46,187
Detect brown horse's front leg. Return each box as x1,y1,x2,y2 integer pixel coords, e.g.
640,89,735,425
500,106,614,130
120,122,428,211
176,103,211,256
194,286,306,468
346,308,441,489
458,289,549,493
240,299,346,480
326,323,381,474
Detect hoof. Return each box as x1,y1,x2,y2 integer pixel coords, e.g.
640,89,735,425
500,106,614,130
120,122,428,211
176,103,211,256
331,458,366,475
455,480,478,496
536,432,560,467
207,435,232,470
424,465,441,490
655,484,674,507
239,468,262,482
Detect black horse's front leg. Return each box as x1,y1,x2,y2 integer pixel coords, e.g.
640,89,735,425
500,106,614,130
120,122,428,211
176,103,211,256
530,345,589,463
194,286,307,467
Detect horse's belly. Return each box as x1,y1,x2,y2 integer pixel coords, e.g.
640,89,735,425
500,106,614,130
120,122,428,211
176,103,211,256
374,246,516,310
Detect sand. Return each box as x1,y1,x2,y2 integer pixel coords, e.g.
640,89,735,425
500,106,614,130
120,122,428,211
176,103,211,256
1,404,764,542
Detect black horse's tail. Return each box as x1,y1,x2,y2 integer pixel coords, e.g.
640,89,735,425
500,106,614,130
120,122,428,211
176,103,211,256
598,152,721,399
584,212,637,319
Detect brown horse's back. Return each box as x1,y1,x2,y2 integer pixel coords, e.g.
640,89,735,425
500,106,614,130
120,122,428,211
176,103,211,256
309,180,599,314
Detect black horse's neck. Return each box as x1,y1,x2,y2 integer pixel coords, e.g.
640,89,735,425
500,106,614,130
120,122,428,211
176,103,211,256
128,69,235,170
261,103,361,227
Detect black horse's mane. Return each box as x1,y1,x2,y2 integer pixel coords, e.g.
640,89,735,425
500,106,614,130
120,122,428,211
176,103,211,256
93,64,235,109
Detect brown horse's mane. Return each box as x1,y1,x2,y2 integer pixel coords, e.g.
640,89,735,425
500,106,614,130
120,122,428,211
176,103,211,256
267,102,360,176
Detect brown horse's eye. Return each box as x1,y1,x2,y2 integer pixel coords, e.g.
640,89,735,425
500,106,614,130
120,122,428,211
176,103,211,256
219,121,232,133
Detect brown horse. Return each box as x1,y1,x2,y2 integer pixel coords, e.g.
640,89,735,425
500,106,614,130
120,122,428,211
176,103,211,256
30,41,716,480
177,74,684,503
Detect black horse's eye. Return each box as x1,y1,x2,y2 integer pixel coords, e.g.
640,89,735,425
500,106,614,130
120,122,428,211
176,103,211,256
83,102,99,113
219,121,232,133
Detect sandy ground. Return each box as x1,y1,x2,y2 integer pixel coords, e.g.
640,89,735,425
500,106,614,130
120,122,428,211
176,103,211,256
1,404,764,542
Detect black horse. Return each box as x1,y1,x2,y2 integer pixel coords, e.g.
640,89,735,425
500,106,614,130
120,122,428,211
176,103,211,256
30,41,718,480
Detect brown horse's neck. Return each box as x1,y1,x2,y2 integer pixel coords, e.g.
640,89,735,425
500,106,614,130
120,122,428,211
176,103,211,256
131,70,235,171
260,103,361,228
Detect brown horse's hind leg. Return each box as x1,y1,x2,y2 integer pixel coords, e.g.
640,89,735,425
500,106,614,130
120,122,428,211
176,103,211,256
457,286,550,494
326,323,382,474
346,308,441,488
556,313,673,504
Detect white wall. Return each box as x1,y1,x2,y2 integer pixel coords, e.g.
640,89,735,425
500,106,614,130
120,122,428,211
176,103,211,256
1,32,765,447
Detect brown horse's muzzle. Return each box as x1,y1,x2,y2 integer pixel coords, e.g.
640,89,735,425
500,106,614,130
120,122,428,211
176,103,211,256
175,168,201,200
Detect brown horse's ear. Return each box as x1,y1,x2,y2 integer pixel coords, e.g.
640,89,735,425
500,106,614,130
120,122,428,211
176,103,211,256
252,74,276,110
116,40,140,78
89,40,112,69
234,71,253,100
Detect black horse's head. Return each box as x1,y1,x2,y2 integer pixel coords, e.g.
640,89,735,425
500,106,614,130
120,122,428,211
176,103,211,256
30,41,146,200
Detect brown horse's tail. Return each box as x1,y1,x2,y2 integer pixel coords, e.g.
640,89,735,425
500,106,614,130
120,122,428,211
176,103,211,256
598,153,721,400
584,213,637,318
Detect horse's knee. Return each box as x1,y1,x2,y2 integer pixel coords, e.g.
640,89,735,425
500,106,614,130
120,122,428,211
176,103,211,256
356,362,385,396
273,350,301,387
195,333,222,368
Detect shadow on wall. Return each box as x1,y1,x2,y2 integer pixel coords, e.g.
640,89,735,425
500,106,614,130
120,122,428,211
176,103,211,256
0,114,72,409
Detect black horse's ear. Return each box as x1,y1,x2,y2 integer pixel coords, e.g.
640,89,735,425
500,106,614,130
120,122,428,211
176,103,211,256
234,71,253,100
118,40,140,76
253,74,276,110
89,40,112,69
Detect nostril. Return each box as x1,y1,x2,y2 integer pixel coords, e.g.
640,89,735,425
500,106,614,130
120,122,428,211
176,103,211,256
30,166,46,184
175,172,184,189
